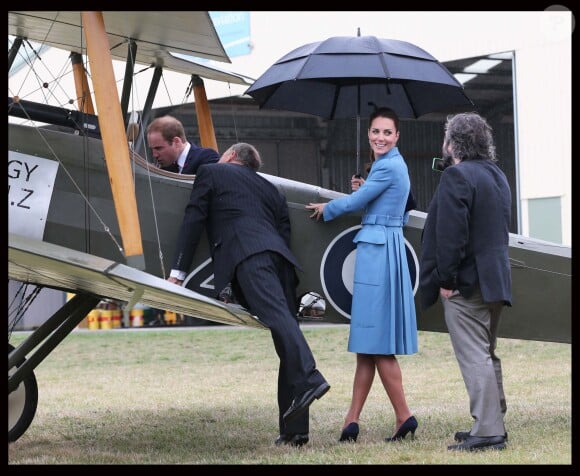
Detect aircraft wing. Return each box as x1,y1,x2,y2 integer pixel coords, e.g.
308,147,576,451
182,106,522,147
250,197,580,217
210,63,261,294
8,11,253,85
8,233,266,330
167,53,255,85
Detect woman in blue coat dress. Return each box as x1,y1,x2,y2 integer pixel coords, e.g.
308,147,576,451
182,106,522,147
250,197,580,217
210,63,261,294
306,107,418,443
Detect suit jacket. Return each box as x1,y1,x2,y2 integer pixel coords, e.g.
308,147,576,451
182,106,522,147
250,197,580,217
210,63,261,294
161,142,219,174
419,159,512,310
172,162,300,295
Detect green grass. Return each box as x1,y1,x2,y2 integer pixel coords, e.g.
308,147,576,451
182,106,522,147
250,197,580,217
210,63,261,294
8,325,571,465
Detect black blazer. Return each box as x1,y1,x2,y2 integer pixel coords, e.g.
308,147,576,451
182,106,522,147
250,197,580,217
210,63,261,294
419,159,512,310
172,162,300,295
161,143,219,174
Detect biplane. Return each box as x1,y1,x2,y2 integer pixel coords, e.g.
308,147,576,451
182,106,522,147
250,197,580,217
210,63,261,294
8,11,571,443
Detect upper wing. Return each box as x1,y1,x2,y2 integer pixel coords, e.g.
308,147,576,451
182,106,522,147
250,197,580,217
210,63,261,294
9,233,265,330
8,11,253,85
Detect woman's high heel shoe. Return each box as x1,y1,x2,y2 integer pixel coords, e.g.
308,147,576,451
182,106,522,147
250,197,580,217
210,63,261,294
339,422,359,442
385,416,418,442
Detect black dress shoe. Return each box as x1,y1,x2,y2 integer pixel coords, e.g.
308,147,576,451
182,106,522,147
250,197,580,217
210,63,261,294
448,435,506,451
339,422,359,442
275,433,309,447
283,381,330,423
455,430,508,442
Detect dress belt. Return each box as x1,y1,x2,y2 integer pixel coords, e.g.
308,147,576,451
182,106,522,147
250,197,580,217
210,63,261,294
361,214,404,226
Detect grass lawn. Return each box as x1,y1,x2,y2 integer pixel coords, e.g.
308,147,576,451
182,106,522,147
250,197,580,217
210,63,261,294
8,325,572,465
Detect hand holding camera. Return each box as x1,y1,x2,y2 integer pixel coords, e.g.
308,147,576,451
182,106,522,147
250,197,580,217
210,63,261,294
432,156,454,173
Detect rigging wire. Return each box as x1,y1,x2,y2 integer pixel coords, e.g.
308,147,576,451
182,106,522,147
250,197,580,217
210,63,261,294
78,17,93,256
227,82,240,142
11,17,269,288
9,99,126,260
9,39,76,116
128,54,168,279
9,16,127,260
8,283,42,338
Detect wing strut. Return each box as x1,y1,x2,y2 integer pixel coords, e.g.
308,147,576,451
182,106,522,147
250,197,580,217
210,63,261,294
70,52,95,114
9,293,101,393
133,65,163,155
192,75,219,152
8,36,24,71
120,39,138,128
81,11,145,269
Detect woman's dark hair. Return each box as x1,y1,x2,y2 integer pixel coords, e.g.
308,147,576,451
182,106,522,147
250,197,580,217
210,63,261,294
369,107,400,132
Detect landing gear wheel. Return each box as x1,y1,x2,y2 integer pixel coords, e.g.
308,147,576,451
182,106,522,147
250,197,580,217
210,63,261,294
8,343,38,442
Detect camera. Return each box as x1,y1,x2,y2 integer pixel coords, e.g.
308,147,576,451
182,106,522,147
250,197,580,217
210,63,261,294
432,156,453,173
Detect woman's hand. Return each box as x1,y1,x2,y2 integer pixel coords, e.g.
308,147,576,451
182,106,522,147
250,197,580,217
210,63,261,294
306,202,327,221
351,175,365,191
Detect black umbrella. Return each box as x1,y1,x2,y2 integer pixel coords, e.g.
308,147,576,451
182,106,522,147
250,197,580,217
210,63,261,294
246,35,474,172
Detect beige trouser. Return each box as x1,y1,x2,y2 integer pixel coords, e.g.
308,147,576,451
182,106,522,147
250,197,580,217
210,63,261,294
442,287,507,437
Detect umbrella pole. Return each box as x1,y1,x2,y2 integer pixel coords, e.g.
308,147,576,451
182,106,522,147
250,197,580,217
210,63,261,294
356,114,360,174
356,80,361,174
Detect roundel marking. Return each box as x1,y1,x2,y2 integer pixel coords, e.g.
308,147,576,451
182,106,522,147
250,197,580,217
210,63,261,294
320,225,419,320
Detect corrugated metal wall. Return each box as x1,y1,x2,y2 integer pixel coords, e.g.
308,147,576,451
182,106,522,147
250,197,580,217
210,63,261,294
158,99,518,233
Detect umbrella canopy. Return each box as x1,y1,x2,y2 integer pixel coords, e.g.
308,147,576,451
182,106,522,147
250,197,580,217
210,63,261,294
245,35,474,120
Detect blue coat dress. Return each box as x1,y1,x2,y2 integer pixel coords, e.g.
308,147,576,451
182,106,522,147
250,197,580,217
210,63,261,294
323,147,418,355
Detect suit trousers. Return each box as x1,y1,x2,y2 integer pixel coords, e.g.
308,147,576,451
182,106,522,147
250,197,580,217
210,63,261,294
442,287,507,437
234,250,325,435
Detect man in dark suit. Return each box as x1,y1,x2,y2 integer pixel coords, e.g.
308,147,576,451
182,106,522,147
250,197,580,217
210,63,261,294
146,115,219,174
168,142,330,446
419,113,512,452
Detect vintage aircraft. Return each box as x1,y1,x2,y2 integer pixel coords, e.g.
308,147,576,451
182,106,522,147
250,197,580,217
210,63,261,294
8,11,571,443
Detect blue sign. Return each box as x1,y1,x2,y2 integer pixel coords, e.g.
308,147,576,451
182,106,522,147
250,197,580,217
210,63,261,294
209,11,252,58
